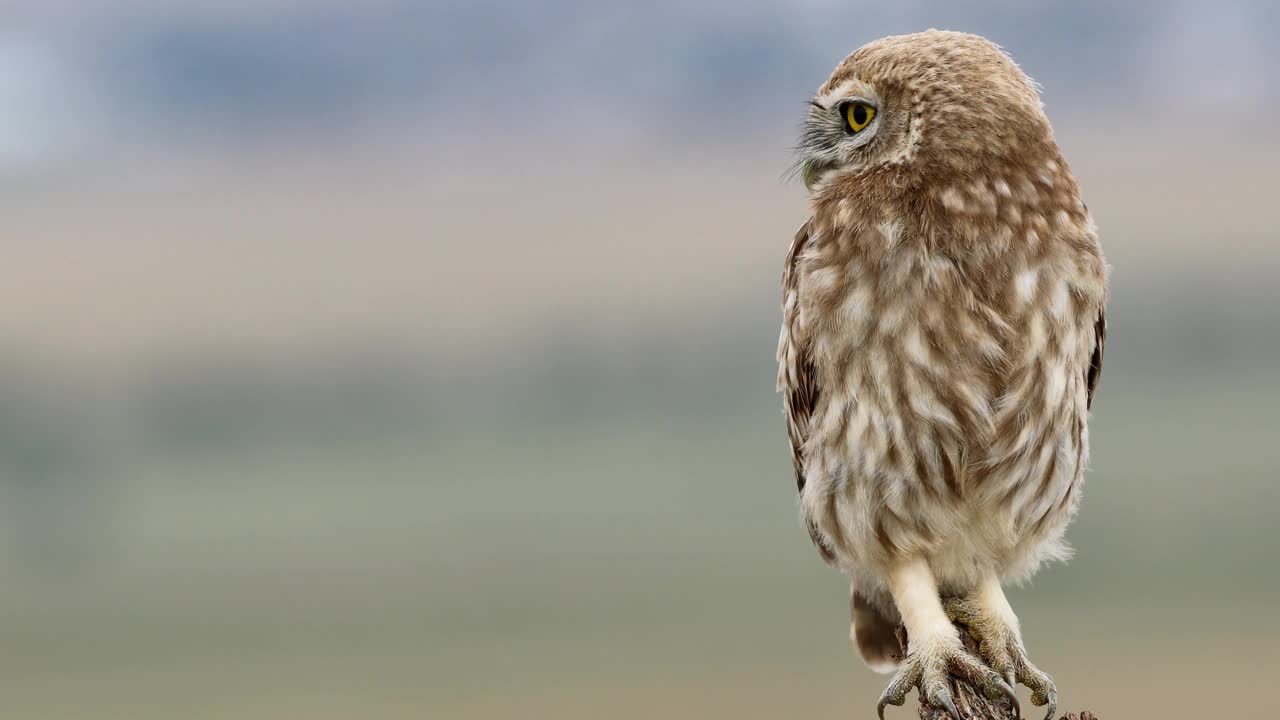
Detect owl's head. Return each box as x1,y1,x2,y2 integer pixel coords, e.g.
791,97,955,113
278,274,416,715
798,30,1053,194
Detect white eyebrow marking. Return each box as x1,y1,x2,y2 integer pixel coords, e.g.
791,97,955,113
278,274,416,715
815,79,872,108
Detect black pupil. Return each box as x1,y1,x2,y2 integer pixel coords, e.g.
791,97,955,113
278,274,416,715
851,104,867,127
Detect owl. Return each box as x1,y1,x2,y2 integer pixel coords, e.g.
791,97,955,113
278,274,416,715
777,31,1107,720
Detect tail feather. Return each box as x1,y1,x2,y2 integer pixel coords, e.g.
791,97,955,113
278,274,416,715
850,585,903,674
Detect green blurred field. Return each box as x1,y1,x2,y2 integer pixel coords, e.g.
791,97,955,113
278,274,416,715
3,356,1277,718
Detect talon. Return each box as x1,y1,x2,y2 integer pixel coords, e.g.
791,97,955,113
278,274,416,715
933,691,961,720
976,671,1019,718
994,676,1020,718
1029,685,1058,719
875,686,906,720
942,584,1057,719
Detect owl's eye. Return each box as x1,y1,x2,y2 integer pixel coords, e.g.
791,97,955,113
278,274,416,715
843,102,876,133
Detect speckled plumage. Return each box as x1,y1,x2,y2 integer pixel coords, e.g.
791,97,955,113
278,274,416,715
777,31,1107,716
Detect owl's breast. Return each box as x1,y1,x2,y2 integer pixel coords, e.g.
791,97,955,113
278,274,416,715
797,215,1103,538
796,235,1006,496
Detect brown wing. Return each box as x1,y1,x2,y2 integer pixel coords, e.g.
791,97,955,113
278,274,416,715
1086,308,1106,410
778,220,836,565
777,220,816,492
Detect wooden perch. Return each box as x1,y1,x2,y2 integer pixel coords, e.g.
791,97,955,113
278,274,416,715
895,624,1098,720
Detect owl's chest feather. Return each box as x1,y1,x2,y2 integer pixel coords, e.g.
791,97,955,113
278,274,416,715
800,237,1004,436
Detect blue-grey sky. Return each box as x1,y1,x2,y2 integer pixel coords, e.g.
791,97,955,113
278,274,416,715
2,0,1276,170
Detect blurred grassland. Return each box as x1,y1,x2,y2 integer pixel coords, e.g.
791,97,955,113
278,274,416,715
2,358,1279,718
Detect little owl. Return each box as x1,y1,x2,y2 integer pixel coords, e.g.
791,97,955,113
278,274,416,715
777,30,1107,719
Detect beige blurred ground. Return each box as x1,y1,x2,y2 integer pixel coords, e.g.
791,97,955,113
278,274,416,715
4,122,1278,366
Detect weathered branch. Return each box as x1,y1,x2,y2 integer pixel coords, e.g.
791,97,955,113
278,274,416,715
895,624,1098,720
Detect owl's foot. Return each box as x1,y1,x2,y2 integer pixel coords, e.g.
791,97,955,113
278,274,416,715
875,632,1018,720
944,595,1057,720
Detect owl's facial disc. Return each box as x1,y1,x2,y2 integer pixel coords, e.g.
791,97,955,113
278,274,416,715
799,86,883,191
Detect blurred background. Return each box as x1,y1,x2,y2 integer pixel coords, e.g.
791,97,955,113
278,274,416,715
2,1,1279,718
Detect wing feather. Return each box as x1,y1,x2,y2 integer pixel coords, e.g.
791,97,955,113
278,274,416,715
778,220,839,565
1086,308,1106,409
777,220,816,492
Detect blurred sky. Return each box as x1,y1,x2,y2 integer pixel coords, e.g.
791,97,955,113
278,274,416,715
2,0,1278,172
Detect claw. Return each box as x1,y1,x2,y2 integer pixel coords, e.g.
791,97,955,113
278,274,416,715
944,588,1057,719
875,697,897,720
994,676,1020,718
1029,681,1059,717
933,691,961,720
974,672,1020,718
876,625,1027,720
876,688,906,720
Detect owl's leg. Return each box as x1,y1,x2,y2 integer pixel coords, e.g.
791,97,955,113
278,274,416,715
875,559,1017,720
942,576,1057,720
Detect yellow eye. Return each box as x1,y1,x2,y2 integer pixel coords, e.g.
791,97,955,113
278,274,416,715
844,102,875,133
